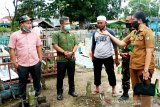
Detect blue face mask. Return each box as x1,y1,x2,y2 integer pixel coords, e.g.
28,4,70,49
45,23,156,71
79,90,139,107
64,24,71,31
21,27,31,33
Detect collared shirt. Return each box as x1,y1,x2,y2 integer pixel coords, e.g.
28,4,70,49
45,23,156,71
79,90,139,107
123,24,155,70
52,31,79,62
8,30,42,67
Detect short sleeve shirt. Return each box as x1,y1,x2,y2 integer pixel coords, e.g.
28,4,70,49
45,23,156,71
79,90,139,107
52,31,79,62
123,24,155,70
8,30,42,67
93,28,117,59
32,27,42,36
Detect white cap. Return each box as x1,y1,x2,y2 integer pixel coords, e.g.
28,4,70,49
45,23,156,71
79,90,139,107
97,16,107,22
33,22,39,27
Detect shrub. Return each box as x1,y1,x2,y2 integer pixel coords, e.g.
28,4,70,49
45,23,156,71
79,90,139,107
0,27,11,32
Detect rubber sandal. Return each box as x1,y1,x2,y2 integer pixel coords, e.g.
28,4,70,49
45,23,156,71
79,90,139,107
105,98,112,105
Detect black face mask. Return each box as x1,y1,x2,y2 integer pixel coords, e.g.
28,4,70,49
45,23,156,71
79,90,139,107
131,21,140,30
125,22,132,28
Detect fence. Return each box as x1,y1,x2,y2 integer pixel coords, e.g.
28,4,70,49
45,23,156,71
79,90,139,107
41,52,57,76
154,50,160,69
42,38,48,48
0,30,160,84
0,32,12,36
0,52,57,84
0,56,16,83
70,30,160,69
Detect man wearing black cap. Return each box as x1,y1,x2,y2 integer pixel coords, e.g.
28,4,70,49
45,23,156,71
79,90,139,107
8,15,42,100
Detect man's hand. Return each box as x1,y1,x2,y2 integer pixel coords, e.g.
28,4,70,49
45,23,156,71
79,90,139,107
114,58,120,66
89,52,94,61
64,51,73,59
13,62,19,69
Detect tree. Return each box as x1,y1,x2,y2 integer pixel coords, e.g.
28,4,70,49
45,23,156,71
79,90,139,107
49,0,122,28
17,0,47,19
10,0,19,31
123,0,159,17
9,0,48,31
10,0,122,30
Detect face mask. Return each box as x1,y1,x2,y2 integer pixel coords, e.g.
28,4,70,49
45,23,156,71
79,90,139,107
125,22,132,28
131,21,140,30
64,24,71,31
21,27,31,33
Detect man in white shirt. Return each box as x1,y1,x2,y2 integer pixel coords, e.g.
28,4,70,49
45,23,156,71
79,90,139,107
32,22,43,39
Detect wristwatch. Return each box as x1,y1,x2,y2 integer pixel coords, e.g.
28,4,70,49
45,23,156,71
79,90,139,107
144,69,148,73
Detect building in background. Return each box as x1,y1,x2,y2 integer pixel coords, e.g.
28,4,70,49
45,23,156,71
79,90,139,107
0,16,13,27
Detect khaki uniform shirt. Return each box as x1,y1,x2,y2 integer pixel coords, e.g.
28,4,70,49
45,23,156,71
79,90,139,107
52,31,79,62
123,24,155,70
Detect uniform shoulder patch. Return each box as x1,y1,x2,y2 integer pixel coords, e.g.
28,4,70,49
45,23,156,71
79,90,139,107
146,35,150,40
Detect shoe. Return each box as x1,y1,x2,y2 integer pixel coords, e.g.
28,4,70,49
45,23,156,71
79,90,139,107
57,94,63,100
68,92,78,97
118,94,129,101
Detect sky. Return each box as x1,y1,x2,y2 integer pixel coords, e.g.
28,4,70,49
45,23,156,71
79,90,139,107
0,0,14,18
0,0,54,18
0,0,129,19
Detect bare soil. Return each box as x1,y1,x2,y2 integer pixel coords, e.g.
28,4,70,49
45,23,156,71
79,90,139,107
1,66,160,107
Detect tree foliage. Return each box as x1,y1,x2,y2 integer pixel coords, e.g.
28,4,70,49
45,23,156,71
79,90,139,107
11,0,52,31
11,0,122,30
48,0,122,28
17,0,48,19
10,0,19,31
123,0,159,17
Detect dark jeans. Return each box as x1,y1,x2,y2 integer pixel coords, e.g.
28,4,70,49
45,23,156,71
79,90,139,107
93,56,116,86
17,61,41,99
121,59,130,90
56,61,75,94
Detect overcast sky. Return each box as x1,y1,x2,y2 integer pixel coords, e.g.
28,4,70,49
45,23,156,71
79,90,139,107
0,0,128,19
0,0,14,18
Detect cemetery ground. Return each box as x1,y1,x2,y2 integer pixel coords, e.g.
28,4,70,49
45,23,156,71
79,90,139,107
2,65,160,107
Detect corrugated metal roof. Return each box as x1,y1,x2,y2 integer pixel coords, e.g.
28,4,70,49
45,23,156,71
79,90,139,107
33,19,54,28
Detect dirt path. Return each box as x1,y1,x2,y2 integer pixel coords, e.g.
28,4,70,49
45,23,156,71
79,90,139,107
2,66,160,107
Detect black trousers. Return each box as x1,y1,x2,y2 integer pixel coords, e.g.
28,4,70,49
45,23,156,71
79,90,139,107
121,59,130,90
17,61,41,99
56,60,75,94
93,56,116,86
